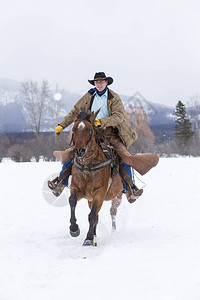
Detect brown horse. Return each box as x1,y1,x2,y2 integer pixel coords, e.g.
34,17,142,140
69,111,123,246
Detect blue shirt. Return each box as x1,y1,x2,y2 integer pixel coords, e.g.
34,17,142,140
91,90,109,119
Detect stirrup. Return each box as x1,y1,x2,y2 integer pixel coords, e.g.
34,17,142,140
48,177,59,190
48,179,65,197
52,184,65,197
48,176,65,196
126,186,143,204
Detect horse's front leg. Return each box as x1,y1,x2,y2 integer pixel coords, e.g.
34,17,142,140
69,190,80,237
83,196,103,246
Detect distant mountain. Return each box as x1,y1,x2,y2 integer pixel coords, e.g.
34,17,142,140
0,79,175,133
123,91,175,126
123,92,175,141
0,78,20,92
0,79,21,106
0,102,26,132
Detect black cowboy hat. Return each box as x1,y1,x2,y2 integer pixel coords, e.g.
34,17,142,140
88,72,113,86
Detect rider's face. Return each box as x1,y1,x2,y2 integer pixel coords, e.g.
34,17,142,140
94,80,108,92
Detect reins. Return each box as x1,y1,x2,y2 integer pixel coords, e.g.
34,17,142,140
74,157,112,172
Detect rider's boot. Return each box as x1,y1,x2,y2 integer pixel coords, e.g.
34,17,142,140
125,185,143,204
119,163,143,204
49,183,65,197
48,159,73,197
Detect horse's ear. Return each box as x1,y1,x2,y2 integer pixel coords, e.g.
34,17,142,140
94,108,101,120
89,112,95,122
89,109,101,122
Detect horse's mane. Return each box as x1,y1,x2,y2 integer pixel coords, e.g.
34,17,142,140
77,111,91,122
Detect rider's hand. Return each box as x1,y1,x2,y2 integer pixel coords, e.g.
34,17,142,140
55,125,63,135
94,119,101,127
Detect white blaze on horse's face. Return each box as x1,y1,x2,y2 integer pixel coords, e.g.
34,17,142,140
78,121,85,129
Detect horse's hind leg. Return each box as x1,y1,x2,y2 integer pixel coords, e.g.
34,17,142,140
110,195,122,231
69,190,80,237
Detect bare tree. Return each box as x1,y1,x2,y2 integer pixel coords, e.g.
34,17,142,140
186,94,200,137
20,79,50,136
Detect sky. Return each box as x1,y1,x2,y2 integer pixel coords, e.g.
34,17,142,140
1,0,200,106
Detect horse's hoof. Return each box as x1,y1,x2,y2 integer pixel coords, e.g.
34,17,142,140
70,227,80,237
82,239,97,246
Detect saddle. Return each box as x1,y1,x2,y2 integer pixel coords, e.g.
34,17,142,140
94,127,122,176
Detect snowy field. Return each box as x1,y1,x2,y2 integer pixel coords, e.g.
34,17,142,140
0,158,200,300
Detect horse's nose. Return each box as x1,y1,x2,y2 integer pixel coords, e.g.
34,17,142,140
74,148,85,157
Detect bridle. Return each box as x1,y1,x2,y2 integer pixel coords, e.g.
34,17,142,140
72,121,96,161
72,120,112,172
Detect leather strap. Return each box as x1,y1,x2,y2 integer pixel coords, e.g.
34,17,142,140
74,157,112,172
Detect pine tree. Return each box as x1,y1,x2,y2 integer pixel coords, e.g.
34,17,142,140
174,101,194,150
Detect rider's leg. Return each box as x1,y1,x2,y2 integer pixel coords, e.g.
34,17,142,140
48,147,74,197
59,158,73,186
119,163,143,203
48,158,73,196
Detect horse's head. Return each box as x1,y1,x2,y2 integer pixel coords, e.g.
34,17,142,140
72,111,97,158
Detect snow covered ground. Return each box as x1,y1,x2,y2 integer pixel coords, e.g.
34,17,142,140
0,158,200,300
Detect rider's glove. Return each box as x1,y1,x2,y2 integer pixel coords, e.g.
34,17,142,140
94,119,101,127
55,125,64,135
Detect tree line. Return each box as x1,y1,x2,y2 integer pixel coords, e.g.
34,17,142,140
0,132,70,162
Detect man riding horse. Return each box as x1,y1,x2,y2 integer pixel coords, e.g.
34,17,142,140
50,72,159,202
